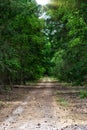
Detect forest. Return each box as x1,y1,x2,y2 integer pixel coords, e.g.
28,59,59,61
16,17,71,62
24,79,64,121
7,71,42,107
0,1,87,130
0,0,87,89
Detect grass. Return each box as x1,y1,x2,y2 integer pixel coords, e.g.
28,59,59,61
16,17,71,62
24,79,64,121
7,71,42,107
55,91,61,95
56,90,68,107
57,98,68,107
79,90,87,99
0,101,6,109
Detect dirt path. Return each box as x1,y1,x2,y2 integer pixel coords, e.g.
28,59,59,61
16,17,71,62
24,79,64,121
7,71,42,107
0,78,87,130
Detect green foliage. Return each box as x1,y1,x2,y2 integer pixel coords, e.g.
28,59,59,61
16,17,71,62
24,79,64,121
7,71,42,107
46,0,87,84
0,0,87,88
51,50,64,78
79,90,87,98
57,97,68,107
0,0,45,87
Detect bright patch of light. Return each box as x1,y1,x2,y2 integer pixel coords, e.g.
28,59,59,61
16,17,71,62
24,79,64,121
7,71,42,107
36,0,50,5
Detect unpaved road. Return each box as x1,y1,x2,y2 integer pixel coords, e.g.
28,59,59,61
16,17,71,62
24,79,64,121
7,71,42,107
0,78,87,130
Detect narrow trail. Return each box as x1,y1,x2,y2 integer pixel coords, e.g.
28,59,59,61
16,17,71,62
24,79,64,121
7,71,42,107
0,78,87,130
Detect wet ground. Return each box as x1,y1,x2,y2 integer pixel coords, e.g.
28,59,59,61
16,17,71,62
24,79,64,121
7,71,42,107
0,78,87,130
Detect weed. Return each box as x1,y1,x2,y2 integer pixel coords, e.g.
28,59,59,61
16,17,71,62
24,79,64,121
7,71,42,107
55,91,61,95
79,90,87,99
57,98,68,107
0,101,6,108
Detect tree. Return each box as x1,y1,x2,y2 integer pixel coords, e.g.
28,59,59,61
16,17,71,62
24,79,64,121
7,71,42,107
0,0,45,88
46,0,87,84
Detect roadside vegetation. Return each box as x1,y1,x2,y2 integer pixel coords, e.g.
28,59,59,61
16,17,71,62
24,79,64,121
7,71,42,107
46,0,87,85
0,0,87,90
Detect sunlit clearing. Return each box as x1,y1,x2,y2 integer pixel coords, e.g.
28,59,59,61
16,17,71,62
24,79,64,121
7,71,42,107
36,0,50,5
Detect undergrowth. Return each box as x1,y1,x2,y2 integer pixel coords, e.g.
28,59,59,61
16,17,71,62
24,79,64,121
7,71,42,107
79,90,87,99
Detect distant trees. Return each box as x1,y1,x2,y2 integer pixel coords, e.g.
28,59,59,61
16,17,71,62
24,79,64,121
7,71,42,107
46,0,87,84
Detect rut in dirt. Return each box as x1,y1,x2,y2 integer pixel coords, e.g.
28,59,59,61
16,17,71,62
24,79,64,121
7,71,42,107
0,77,87,130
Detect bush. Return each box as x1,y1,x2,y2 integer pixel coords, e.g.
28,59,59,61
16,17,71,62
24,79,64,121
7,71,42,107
79,90,87,98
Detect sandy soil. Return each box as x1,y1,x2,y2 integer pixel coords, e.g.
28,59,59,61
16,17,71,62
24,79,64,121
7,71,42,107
0,78,87,130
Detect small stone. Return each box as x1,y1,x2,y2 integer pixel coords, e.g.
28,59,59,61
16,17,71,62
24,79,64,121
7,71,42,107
6,115,9,118
37,123,41,126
